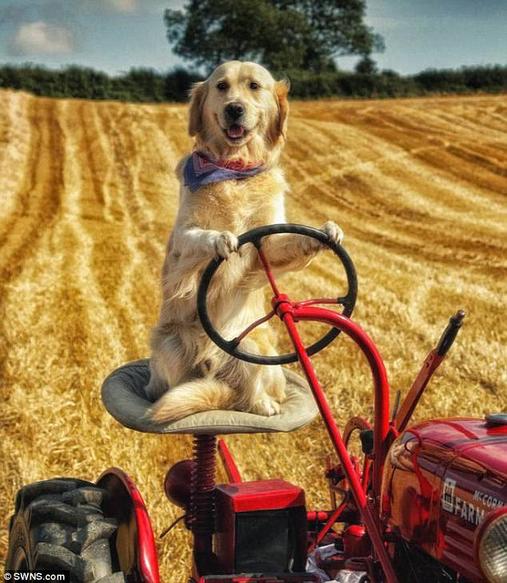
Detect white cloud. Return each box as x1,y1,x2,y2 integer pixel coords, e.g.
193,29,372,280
106,0,138,12
10,21,74,55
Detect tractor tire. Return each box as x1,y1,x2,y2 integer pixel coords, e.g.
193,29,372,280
6,478,127,582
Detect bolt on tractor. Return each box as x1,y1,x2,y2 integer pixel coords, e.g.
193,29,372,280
5,224,507,582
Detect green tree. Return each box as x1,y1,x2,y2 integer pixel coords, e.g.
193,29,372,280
355,55,378,75
164,0,384,73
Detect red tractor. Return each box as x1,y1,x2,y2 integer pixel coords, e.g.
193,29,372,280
5,224,506,582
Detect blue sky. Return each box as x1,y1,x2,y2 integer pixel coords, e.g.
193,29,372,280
0,0,505,75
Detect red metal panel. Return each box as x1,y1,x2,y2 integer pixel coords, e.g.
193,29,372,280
216,480,305,512
97,467,160,583
215,480,307,574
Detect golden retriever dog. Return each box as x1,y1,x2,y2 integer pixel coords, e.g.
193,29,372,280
146,61,342,423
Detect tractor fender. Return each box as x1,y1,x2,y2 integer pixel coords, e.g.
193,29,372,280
97,467,160,583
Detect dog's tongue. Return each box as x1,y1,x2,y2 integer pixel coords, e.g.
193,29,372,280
227,124,245,139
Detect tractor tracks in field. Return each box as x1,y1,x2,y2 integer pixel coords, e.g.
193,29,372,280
0,92,506,582
0,93,32,225
0,98,64,391
0,98,63,285
85,102,162,358
91,102,190,353
56,99,185,364
55,100,129,368
287,113,507,278
78,101,140,357
0,97,67,500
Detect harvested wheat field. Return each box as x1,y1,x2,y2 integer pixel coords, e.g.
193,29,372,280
0,89,506,580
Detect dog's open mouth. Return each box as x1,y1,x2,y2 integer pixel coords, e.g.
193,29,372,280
225,124,246,141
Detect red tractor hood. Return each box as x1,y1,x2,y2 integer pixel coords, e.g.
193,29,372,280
382,416,507,582
413,417,507,480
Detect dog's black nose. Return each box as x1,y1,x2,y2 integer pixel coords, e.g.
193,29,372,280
225,102,244,120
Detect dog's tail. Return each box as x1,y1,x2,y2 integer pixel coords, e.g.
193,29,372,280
148,378,236,424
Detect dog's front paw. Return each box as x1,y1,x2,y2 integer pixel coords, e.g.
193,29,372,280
321,220,344,245
299,221,344,254
251,395,281,417
214,231,239,259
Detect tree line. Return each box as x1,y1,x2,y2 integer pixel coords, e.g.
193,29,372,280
0,63,505,102
1,2,504,103
0,65,202,102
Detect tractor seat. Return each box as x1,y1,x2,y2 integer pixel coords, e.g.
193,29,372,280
101,359,318,435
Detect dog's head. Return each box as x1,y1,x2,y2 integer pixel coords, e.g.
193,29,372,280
188,61,289,162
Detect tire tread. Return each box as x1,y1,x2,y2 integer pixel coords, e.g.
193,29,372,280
7,478,127,582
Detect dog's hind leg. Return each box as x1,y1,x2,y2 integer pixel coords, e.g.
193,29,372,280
145,361,170,402
243,334,287,407
218,340,287,417
145,330,191,401
263,364,287,404
247,364,287,417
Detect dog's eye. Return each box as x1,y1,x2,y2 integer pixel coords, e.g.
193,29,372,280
249,81,260,90
216,81,228,91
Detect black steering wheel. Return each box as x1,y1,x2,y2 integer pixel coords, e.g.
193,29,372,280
197,223,358,365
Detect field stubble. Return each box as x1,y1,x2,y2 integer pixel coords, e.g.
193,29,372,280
0,90,505,580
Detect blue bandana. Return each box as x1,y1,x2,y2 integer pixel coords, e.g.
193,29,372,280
183,151,265,192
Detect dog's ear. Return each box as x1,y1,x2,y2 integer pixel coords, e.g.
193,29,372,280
269,79,290,143
188,81,208,137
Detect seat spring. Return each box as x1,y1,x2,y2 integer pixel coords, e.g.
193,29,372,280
189,434,217,535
